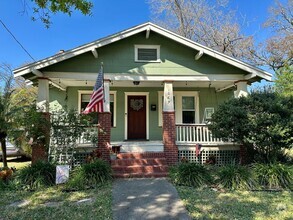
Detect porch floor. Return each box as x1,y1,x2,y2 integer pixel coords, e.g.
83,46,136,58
111,141,164,153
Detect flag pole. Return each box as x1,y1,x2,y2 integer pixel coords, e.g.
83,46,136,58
101,62,105,102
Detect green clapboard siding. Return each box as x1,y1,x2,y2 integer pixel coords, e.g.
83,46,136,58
42,32,247,76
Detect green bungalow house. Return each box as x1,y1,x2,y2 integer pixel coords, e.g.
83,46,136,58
14,22,271,176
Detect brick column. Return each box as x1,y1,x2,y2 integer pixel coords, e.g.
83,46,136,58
98,112,111,163
163,111,178,165
31,143,48,164
239,145,248,165
31,112,50,164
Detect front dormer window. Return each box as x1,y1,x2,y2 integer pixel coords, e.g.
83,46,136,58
135,45,161,62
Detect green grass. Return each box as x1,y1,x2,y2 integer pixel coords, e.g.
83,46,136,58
0,183,112,220
6,157,31,170
176,186,293,220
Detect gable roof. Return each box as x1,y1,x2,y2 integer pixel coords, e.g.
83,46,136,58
14,22,272,81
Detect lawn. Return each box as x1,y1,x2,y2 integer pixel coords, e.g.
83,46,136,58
0,184,112,220
6,157,31,170
176,186,293,220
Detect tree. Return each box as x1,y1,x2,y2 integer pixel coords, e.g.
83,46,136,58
0,64,38,167
275,64,293,97
22,0,93,28
251,0,293,71
209,90,293,163
0,65,16,167
148,0,254,60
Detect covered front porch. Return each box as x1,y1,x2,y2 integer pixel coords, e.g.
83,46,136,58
39,73,248,166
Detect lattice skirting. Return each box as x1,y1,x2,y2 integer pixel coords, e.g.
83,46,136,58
178,146,240,165
49,151,92,168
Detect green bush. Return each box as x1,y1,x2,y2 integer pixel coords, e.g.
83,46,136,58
209,91,293,163
15,161,56,190
218,165,255,190
0,178,9,190
169,163,212,187
252,163,293,190
67,159,112,189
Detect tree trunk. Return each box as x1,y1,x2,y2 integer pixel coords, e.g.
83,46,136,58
0,138,8,168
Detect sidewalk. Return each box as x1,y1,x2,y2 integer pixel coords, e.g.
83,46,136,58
112,178,191,220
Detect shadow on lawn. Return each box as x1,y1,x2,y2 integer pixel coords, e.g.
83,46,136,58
1,184,112,220
177,186,292,220
7,157,31,162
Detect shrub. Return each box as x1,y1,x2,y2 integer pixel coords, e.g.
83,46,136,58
252,163,293,190
169,163,212,187
209,91,293,163
0,178,9,190
15,161,56,189
217,165,255,190
67,159,112,189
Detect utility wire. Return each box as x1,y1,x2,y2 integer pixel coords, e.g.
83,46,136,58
0,19,36,62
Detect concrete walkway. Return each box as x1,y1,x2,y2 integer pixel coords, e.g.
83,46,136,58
112,178,191,220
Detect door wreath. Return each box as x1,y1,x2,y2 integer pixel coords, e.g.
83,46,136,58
130,99,143,111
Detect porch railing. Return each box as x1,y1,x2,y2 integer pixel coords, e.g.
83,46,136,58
176,124,224,144
77,126,99,145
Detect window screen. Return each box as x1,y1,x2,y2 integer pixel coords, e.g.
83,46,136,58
137,48,157,61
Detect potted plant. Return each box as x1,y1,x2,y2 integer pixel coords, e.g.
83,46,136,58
110,150,117,160
106,142,117,160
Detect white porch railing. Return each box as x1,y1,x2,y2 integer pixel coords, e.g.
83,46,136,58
176,124,225,144
77,126,99,145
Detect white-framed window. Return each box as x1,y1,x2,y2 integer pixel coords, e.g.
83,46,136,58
202,107,214,123
134,45,161,62
158,91,199,126
182,96,196,123
78,90,117,127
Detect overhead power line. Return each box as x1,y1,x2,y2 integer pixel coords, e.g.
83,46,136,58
0,19,36,62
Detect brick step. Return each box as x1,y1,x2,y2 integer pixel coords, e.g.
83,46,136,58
111,158,167,166
113,172,168,178
112,152,168,178
112,165,169,173
117,152,165,159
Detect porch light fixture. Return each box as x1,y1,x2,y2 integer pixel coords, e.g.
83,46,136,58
133,81,140,86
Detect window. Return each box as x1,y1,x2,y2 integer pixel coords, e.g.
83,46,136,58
182,96,195,123
78,90,116,127
135,45,161,62
158,91,199,126
80,94,91,112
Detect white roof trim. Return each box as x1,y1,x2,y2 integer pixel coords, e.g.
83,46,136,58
14,22,272,81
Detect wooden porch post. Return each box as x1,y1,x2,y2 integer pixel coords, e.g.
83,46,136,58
234,80,248,98
162,81,178,165
98,79,111,162
32,77,50,164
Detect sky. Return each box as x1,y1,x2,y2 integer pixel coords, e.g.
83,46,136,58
0,0,282,77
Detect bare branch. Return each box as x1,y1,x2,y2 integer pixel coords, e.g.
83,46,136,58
148,0,254,60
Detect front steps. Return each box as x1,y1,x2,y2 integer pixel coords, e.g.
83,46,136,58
111,152,168,178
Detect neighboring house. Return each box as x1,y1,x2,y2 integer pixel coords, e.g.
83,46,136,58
13,22,271,170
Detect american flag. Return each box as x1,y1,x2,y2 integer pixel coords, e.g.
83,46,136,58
83,66,104,113
196,144,202,157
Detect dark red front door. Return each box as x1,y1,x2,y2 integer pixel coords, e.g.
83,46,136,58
127,96,146,140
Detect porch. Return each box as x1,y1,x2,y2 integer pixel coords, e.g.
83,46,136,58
50,124,239,166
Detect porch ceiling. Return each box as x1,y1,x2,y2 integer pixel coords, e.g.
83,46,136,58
41,71,244,91
49,78,236,90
